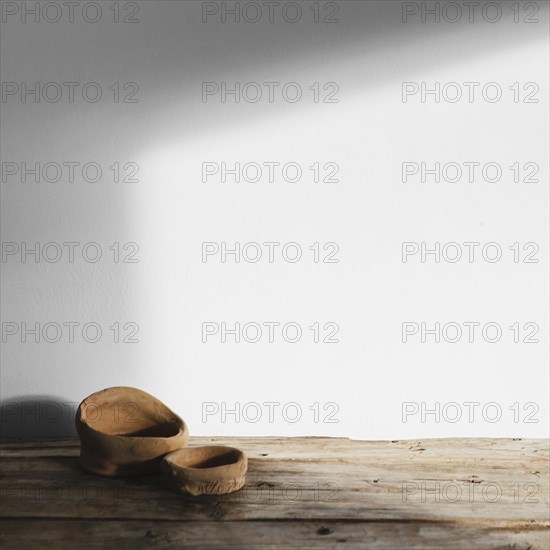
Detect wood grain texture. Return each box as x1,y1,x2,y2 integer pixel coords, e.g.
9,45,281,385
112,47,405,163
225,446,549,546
1,437,549,549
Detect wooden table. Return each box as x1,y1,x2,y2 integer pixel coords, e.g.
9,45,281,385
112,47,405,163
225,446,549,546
1,437,548,549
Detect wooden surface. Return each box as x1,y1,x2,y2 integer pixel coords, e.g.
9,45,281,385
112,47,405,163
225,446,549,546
0,437,548,549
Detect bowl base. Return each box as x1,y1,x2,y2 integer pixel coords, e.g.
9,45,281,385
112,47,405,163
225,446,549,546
79,444,162,476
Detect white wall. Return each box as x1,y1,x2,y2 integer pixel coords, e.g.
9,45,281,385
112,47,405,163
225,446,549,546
1,1,548,440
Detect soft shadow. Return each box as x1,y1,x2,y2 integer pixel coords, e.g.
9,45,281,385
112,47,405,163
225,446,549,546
0,396,78,441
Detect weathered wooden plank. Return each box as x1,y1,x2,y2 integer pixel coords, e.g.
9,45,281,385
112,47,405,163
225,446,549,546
0,438,548,525
1,436,546,459
1,519,548,550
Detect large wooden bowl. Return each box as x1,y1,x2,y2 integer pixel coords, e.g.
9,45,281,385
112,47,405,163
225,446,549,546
75,386,188,476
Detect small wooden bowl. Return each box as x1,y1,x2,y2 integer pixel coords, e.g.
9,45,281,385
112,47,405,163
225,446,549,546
162,446,247,495
75,386,188,476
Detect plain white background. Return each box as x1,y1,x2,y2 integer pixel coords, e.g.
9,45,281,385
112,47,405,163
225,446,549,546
1,0,548,439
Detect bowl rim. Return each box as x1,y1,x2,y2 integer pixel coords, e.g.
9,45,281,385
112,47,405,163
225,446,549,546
163,445,246,472
75,386,188,442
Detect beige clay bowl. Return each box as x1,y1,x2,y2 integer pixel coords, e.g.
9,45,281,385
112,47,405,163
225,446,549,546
162,446,247,495
75,386,188,476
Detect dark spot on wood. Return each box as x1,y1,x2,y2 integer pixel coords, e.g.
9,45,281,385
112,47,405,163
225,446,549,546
210,502,226,520
257,482,275,488
317,527,333,536
391,440,398,443
464,477,482,484
260,453,268,456
512,438,522,441
337,539,347,543
373,479,379,483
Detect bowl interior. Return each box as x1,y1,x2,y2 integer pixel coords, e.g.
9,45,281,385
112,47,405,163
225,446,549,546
79,387,182,438
172,447,242,469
